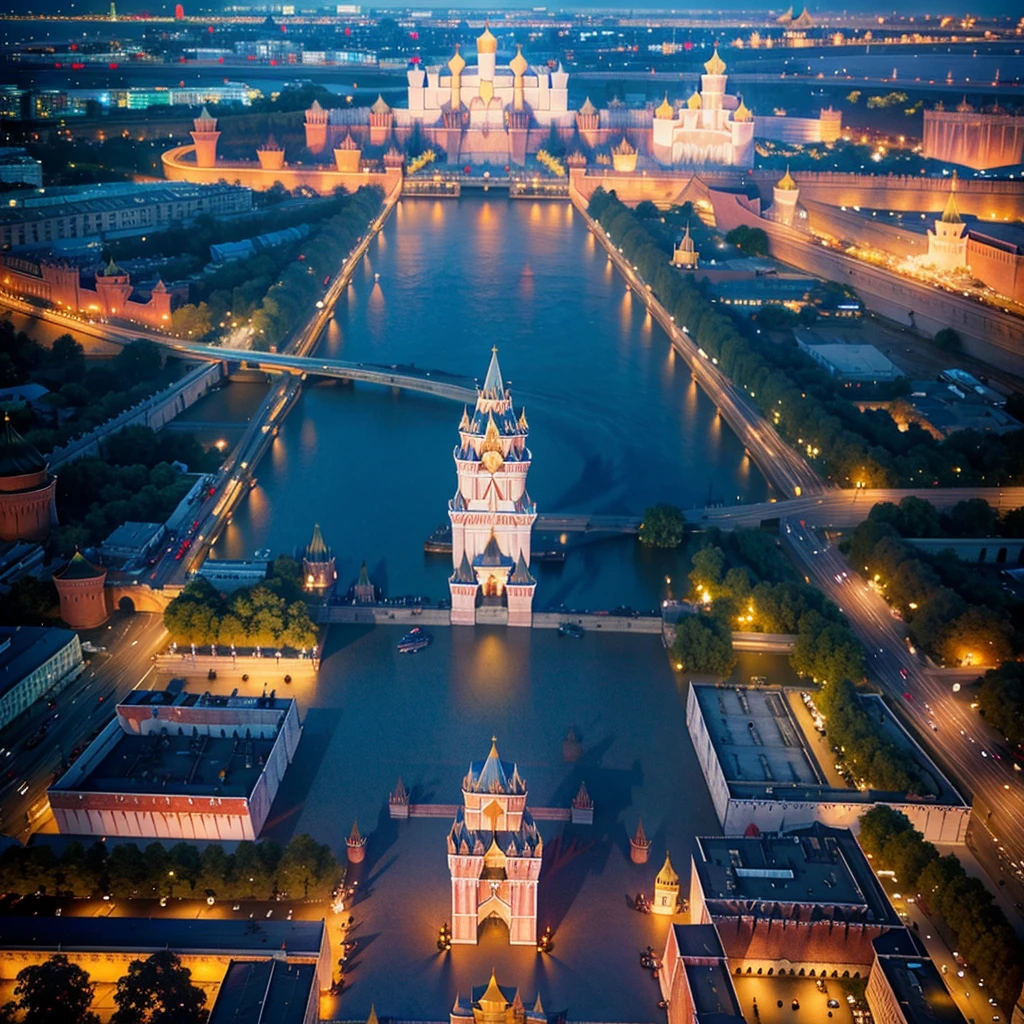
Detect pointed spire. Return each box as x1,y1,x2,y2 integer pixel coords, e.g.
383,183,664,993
510,550,535,586
733,94,753,121
459,404,470,431
370,93,391,115
657,849,679,886
476,19,497,55
517,406,528,431
103,256,124,277
448,42,466,76
306,522,330,560
533,992,545,1014
348,819,362,843
634,818,649,847
687,87,702,110
776,164,798,191
452,550,475,584
704,46,726,76
366,1005,379,1024
509,43,528,78
579,96,597,116
391,775,408,802
941,170,962,224
655,93,674,119
357,560,371,587
480,967,505,1005
482,346,504,396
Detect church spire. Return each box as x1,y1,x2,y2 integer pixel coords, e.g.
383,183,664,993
941,170,962,224
482,345,504,396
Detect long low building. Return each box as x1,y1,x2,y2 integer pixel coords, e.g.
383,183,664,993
0,917,331,994
686,683,969,843
48,688,301,840
0,625,83,730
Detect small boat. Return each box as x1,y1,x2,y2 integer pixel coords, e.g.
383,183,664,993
397,627,432,653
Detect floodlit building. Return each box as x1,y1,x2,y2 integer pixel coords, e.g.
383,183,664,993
450,970,562,1023
49,688,302,840
449,349,536,627
926,173,968,274
196,559,270,593
302,523,336,592
53,551,108,629
0,147,42,187
447,738,543,946
0,626,84,730
922,101,1024,171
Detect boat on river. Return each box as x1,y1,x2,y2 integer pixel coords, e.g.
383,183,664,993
397,627,432,653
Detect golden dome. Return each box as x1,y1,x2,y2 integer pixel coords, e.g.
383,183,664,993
776,165,798,191
656,850,679,887
448,44,466,76
655,94,675,120
704,47,727,76
687,88,703,110
476,20,497,55
509,43,528,77
733,96,753,122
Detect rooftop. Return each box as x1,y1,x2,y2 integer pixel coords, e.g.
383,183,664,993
672,923,726,959
0,917,325,959
0,626,78,702
694,824,899,925
685,960,745,1021
208,959,317,1024
101,520,164,553
873,934,966,1024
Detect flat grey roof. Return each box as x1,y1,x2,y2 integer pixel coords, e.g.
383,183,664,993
102,521,164,550
209,959,316,1024
673,923,726,960
694,825,899,925
72,730,275,798
0,917,325,958
118,689,294,713
0,625,78,701
876,953,966,1024
685,960,744,1021
694,685,821,788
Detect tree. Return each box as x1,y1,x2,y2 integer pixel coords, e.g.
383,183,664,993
978,662,1024,746
638,504,686,548
725,225,769,257
169,303,212,340
110,952,207,1024
858,805,913,858
943,498,998,538
932,327,961,353
670,615,736,676
6,956,99,1024
276,834,338,900
939,606,1014,668
688,544,725,599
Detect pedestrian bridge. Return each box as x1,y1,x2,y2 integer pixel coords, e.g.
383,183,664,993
159,340,479,403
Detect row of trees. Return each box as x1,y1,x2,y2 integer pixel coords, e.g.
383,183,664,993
978,661,1024,748
163,559,319,650
586,188,1024,487
0,951,207,1024
169,185,383,346
858,806,1024,1007
0,833,338,902
844,500,1019,665
864,493,1018,540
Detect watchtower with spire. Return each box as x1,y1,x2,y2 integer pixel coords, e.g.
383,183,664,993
927,171,969,273
368,94,393,145
653,849,680,915
346,820,366,863
190,106,220,168
448,348,537,627
772,165,801,227
302,523,336,592
93,256,133,316
672,222,699,269
447,737,542,946
450,970,557,1024
629,820,651,864
304,98,329,154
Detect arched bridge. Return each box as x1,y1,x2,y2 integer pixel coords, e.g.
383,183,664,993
158,340,478,403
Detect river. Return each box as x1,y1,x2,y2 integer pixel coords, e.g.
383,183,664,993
188,196,769,610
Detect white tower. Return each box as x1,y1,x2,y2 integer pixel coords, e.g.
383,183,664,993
927,172,969,273
772,165,800,226
449,349,537,627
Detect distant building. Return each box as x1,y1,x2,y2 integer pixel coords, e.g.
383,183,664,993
922,101,1024,171
49,688,302,840
196,559,269,593
208,959,319,1024
0,382,50,413
708,273,817,312
100,521,166,566
794,331,903,382
0,414,57,543
353,561,375,604
0,625,84,730
0,147,43,188
753,106,843,144
53,551,108,629
0,180,252,250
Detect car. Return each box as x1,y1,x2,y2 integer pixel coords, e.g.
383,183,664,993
929,721,938,731
899,667,909,679
827,1000,840,1009
904,692,913,701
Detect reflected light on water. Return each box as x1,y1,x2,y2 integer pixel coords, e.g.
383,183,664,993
369,282,385,313
431,201,444,226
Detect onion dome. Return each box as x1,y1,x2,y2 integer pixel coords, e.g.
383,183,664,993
733,95,753,121
103,256,125,277
370,94,391,115
0,413,46,478
476,20,497,55
656,850,679,887
941,170,962,224
509,43,528,77
776,164,798,191
448,44,466,76
655,94,675,120
704,47,726,76
579,96,597,116
687,88,703,110
54,550,104,581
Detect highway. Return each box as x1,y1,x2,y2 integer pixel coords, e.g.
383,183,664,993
781,516,1024,918
0,613,167,840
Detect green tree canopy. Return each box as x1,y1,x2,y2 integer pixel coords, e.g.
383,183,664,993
670,615,736,677
4,955,99,1024
110,952,207,1024
638,504,686,548
978,661,1024,747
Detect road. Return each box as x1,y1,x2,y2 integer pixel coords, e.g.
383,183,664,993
781,516,1024,919
0,613,167,840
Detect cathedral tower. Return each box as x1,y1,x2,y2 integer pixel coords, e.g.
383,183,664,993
448,349,536,627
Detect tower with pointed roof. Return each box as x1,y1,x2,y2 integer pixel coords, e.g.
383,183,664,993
447,737,542,945
927,171,969,274
0,413,58,542
93,256,133,317
772,165,801,227
190,106,220,168
448,349,537,627
53,551,109,629
652,849,680,915
304,98,329,154
672,222,698,269
450,970,558,1024
302,523,336,592
346,819,366,863
368,94,394,145
256,134,285,171
353,561,375,604
630,819,651,864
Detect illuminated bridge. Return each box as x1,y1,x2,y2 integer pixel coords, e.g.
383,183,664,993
157,340,479,403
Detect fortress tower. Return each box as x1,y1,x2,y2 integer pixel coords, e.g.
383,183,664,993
448,349,536,627
652,850,680,915
304,99,329,154
302,523,336,592
256,135,285,171
772,166,800,227
189,106,220,168
0,414,57,542
672,222,698,269
447,738,543,946
53,551,108,630
368,94,394,146
93,257,133,317
927,172,969,274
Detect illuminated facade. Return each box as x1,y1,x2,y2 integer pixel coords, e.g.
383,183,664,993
926,174,968,274
447,738,543,946
449,349,536,627
651,50,755,168
302,522,336,592
450,971,558,1024
0,413,57,542
923,102,1024,171
53,551,108,630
